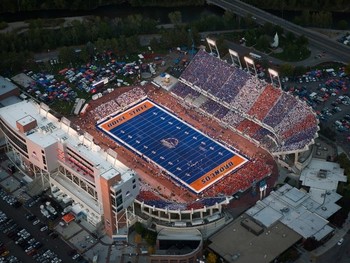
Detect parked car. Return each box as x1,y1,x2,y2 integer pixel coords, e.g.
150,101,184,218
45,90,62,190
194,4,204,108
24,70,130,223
337,237,344,245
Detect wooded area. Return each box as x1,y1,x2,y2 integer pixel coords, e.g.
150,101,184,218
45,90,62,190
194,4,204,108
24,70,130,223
0,0,205,13
1,0,349,13
242,0,350,12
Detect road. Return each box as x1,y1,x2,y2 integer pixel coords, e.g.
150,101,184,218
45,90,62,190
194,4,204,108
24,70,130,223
207,0,350,63
316,232,350,263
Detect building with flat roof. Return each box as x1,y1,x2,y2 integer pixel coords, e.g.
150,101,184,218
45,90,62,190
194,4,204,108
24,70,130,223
0,100,139,240
209,182,344,262
0,76,20,102
209,218,302,263
300,158,347,194
246,184,340,241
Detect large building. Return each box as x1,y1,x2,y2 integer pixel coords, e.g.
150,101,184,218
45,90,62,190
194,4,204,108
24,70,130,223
0,100,139,240
209,183,344,263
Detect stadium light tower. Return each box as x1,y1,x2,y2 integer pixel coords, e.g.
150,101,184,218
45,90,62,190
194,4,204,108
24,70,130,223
206,37,220,59
229,49,242,69
244,56,257,76
268,68,282,89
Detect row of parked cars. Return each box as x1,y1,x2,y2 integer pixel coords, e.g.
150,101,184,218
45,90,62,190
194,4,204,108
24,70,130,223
1,208,62,263
0,211,23,262
334,114,350,132
0,181,65,263
0,189,22,208
32,249,62,263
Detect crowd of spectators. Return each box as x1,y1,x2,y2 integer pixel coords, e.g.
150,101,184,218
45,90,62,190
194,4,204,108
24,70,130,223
200,98,223,115
115,87,146,107
281,113,317,140
229,78,265,112
171,82,193,98
248,85,282,121
275,100,312,136
175,50,319,152
252,128,275,142
237,120,262,138
91,100,121,121
262,93,297,128
214,104,229,119
89,87,146,121
222,110,244,127
171,81,200,100
181,50,234,93
205,158,273,197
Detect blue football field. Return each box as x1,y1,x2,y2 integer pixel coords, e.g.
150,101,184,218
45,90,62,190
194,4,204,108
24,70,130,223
97,99,248,193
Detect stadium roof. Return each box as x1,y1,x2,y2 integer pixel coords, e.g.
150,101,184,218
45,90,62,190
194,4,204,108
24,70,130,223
300,158,347,191
246,184,339,240
0,100,135,182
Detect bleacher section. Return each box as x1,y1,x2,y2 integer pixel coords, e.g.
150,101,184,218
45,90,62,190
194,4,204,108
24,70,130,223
172,50,318,153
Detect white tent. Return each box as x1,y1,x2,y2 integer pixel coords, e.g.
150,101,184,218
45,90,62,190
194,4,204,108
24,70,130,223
271,32,279,48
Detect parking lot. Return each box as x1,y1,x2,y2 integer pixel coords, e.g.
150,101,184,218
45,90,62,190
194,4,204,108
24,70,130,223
281,66,350,156
0,159,90,263
0,155,148,263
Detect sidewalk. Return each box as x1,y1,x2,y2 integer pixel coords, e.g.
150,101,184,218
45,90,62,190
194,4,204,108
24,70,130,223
294,213,350,263
312,213,350,258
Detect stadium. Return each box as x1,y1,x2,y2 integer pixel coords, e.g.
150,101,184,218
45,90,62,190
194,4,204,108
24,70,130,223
82,48,319,230
0,47,319,248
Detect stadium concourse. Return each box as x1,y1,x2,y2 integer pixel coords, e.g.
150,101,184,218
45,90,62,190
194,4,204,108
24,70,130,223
72,83,277,211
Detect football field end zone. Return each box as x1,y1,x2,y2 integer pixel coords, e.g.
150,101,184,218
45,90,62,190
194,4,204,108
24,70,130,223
97,99,249,194
99,100,154,131
190,155,247,193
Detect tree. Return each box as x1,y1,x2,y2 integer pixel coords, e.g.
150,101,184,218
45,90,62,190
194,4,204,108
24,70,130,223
243,14,255,29
223,10,236,29
280,63,294,76
58,46,76,64
144,231,157,246
296,35,308,46
244,29,257,47
285,31,295,42
126,35,140,53
256,35,270,52
273,25,284,36
134,233,142,244
344,63,350,76
168,11,182,25
207,252,218,263
263,22,274,36
134,222,145,236
337,20,349,30
293,65,306,77
301,10,310,26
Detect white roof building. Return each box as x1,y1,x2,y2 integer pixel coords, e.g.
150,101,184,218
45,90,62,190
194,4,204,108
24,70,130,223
0,100,139,239
246,184,340,240
300,158,347,192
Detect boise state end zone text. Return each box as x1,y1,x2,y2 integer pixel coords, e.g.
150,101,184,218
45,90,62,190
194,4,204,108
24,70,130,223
106,104,149,128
